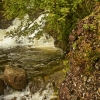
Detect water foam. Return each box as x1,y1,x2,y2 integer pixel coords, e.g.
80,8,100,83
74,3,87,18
0,14,55,49
0,14,58,100
0,15,29,48
0,83,54,100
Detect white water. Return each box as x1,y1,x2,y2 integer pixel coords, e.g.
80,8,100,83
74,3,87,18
0,83,56,100
0,13,55,49
0,14,58,100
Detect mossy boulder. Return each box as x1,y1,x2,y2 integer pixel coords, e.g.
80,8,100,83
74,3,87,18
4,65,27,90
59,3,100,100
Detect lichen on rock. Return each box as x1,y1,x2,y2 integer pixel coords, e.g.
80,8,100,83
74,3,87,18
59,3,100,100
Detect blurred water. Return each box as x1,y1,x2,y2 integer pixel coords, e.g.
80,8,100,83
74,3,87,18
0,83,55,100
0,14,64,100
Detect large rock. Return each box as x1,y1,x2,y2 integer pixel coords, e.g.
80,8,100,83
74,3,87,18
59,3,100,100
4,65,27,90
0,77,6,95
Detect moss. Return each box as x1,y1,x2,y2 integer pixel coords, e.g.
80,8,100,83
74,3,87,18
68,5,100,75
83,24,96,31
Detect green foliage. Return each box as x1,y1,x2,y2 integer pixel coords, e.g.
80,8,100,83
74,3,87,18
6,18,43,41
43,0,96,42
2,0,29,19
68,17,100,74
1,0,97,43
83,24,89,29
0,0,3,12
83,24,96,32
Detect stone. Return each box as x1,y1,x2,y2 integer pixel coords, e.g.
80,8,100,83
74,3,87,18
0,78,6,95
4,65,27,90
59,4,100,99
29,77,44,94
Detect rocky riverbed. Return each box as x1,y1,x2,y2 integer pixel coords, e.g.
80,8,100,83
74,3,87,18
0,46,66,100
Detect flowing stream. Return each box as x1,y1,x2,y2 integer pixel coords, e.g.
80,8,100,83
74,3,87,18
0,14,65,100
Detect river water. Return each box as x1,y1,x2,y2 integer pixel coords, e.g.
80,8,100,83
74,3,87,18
0,46,64,100
0,14,65,100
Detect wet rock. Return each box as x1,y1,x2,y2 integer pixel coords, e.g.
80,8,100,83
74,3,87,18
0,77,6,95
21,98,26,100
4,65,27,90
50,98,58,100
29,77,44,94
44,70,65,90
11,97,17,100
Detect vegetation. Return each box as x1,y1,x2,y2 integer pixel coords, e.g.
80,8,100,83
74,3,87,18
0,0,99,44
68,9,100,74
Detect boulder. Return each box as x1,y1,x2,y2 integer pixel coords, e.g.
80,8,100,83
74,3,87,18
0,77,6,95
59,4,100,100
4,65,27,90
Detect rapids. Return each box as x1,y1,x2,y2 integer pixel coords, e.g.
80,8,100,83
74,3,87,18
0,14,65,100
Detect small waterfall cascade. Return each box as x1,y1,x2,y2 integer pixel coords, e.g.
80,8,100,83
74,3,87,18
0,13,54,49
0,83,56,100
0,13,63,100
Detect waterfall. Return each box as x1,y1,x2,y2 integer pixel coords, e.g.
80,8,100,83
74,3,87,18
0,13,61,100
0,13,55,49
